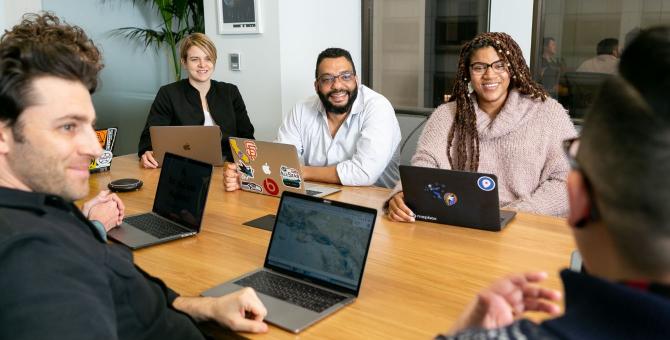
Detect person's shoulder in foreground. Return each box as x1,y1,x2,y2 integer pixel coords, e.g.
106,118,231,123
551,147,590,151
0,13,268,338
439,26,670,340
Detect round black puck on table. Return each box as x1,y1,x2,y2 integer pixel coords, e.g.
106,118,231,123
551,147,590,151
108,178,143,192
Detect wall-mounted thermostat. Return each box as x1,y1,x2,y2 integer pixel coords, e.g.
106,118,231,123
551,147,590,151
229,53,241,71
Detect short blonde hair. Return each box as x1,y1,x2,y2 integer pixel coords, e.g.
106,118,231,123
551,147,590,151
180,33,217,64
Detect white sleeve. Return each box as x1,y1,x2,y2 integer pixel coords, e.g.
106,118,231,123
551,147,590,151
336,97,401,186
276,104,305,156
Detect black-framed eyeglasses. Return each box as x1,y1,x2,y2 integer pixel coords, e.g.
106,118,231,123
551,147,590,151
562,137,601,223
563,137,581,170
317,71,356,86
469,60,507,75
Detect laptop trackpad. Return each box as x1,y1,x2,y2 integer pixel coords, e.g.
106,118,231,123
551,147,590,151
203,281,319,333
108,223,158,248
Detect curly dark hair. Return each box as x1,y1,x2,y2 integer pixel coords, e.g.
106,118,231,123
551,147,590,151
315,47,356,78
446,32,549,171
0,13,103,136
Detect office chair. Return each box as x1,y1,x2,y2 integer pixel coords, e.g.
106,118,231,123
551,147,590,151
564,72,612,120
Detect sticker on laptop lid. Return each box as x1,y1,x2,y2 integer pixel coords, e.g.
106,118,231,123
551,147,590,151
444,193,458,206
90,127,117,173
261,162,271,175
425,183,446,200
97,150,113,167
263,178,279,195
244,141,257,161
279,165,301,188
241,181,262,193
230,139,249,163
238,160,254,179
477,176,496,191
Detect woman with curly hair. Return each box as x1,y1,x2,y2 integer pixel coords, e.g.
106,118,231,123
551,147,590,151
388,32,576,220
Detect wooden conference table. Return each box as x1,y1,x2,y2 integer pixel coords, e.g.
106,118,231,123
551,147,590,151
85,155,576,339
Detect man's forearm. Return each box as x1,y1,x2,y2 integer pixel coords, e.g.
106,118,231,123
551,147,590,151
302,166,341,184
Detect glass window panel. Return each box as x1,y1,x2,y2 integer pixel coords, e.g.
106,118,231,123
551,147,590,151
370,0,490,112
532,0,670,121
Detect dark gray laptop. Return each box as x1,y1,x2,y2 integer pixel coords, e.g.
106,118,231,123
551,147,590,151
108,152,213,249
202,191,377,333
399,165,516,231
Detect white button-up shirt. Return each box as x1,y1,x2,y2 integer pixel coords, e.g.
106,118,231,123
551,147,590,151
277,85,401,188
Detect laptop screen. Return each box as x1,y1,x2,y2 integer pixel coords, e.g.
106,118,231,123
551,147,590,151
265,193,376,294
152,153,213,231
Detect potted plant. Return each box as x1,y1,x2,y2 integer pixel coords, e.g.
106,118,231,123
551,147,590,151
112,0,204,81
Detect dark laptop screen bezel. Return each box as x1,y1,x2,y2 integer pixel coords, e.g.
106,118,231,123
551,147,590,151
152,152,213,232
263,191,377,296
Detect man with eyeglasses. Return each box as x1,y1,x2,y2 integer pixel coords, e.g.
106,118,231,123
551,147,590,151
437,26,670,339
224,47,401,190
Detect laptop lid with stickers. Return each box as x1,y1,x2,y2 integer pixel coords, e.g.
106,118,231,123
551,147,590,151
229,137,306,197
89,127,117,173
399,165,515,231
228,138,340,198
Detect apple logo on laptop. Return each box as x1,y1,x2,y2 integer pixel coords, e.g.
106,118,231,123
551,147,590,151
183,143,191,151
262,162,271,175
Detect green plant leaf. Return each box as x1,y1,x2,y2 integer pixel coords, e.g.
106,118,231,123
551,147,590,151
109,0,204,81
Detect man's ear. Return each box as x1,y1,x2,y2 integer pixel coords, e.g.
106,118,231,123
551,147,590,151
314,80,319,93
567,170,592,228
0,122,12,155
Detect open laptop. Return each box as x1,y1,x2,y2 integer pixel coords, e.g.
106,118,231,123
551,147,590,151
89,127,117,173
399,165,516,231
150,125,224,166
203,191,377,333
108,152,213,249
229,137,340,198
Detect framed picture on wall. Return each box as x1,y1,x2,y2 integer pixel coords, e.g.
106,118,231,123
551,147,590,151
217,0,262,34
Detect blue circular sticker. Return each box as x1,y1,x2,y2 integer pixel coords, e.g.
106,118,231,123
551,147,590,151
477,176,496,191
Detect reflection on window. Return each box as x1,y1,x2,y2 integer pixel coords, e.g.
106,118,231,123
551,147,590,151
370,0,489,112
533,0,670,121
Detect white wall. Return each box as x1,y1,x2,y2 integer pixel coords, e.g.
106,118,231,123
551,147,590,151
204,0,361,141
277,0,361,120
1,0,42,31
42,0,171,155
204,0,282,142
489,0,534,64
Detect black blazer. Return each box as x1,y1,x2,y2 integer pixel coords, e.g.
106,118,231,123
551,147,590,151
138,79,255,161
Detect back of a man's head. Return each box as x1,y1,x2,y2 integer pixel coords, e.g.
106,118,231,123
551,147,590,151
579,28,670,276
0,13,102,129
619,26,670,114
596,38,618,55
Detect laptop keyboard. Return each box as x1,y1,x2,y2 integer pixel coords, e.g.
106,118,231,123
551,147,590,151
125,214,188,239
234,271,347,313
305,189,321,196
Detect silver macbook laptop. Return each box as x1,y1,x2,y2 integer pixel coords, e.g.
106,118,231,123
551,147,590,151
150,125,224,166
108,152,213,249
229,137,340,198
202,191,377,333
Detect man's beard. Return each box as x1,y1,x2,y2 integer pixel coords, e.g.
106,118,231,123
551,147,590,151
318,84,358,115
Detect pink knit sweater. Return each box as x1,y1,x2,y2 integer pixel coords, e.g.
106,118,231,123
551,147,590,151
409,90,577,217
